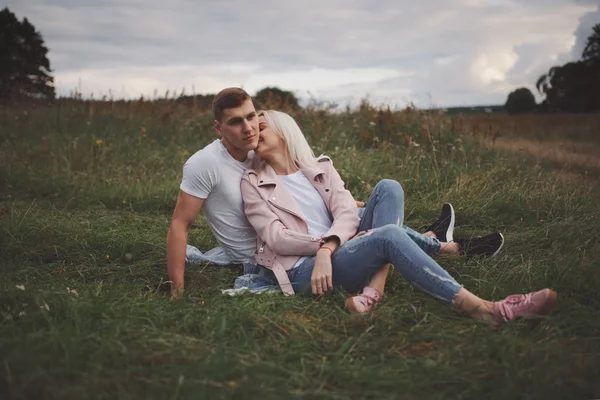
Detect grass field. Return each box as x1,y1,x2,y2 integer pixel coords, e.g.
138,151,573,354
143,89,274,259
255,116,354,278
1,102,600,399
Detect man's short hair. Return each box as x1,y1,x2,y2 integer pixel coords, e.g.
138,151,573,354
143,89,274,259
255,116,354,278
212,87,251,121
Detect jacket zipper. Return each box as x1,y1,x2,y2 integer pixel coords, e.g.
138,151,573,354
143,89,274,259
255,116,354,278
259,241,266,253
267,200,321,242
268,199,307,225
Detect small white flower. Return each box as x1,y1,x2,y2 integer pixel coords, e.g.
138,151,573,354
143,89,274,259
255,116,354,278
41,301,50,312
15,285,25,291
18,311,26,317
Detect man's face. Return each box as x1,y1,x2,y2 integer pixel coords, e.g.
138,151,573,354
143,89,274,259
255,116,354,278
214,99,259,158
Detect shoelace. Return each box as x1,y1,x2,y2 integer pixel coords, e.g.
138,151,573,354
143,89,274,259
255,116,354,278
362,295,376,307
357,293,380,309
497,293,533,321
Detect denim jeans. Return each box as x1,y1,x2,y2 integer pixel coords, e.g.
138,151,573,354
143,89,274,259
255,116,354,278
257,179,459,302
287,180,459,303
357,179,441,254
289,224,462,304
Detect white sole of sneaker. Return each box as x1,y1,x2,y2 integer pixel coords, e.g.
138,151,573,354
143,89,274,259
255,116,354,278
489,232,504,258
446,203,455,243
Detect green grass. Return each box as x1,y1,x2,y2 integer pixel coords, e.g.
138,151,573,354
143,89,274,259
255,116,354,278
1,105,600,399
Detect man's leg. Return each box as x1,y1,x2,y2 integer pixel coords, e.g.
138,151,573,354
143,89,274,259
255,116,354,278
243,262,261,275
357,179,442,255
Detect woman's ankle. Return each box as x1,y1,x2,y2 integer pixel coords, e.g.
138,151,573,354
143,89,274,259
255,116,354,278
453,289,496,322
468,301,496,323
367,263,391,294
439,241,459,254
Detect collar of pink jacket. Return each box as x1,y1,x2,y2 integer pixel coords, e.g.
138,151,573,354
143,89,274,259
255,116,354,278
248,161,331,224
252,161,327,188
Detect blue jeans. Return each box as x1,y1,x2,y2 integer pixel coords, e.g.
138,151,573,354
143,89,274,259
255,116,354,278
289,224,462,304
288,180,459,303
256,179,458,302
357,179,441,254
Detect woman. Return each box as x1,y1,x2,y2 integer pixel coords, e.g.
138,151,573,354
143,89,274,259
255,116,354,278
240,110,557,324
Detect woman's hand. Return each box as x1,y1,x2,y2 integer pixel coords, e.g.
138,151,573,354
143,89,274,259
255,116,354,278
311,248,334,295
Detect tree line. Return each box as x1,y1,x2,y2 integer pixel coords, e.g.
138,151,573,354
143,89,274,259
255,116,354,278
505,23,600,114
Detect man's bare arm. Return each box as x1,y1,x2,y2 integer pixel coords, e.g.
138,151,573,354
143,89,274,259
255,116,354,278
166,190,204,297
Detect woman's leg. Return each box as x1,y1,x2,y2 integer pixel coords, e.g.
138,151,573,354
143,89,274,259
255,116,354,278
356,179,441,299
358,179,441,255
287,224,463,316
288,225,461,301
289,225,556,322
365,263,391,294
340,225,463,302
357,179,404,231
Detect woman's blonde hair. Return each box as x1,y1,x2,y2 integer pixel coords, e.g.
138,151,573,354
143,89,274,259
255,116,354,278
258,110,317,169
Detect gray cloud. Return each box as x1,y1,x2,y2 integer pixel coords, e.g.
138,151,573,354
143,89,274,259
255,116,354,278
5,0,598,106
571,5,600,59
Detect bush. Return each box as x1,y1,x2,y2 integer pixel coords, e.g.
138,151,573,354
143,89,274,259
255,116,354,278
254,87,300,111
504,87,536,114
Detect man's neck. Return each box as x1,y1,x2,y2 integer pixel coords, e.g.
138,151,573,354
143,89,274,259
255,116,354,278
221,139,248,162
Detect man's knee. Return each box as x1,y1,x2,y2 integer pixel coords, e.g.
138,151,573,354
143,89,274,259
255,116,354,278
375,179,404,200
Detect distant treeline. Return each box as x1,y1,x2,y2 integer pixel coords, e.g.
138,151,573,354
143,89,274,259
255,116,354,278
505,22,600,114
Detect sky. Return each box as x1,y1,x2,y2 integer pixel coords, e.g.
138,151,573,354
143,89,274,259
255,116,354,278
5,0,600,108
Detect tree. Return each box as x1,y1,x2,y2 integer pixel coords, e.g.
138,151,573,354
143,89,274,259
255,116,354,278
582,23,600,62
536,23,600,113
0,7,55,103
254,87,300,111
536,61,600,112
504,87,536,114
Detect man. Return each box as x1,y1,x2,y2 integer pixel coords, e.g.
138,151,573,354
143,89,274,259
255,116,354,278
166,87,503,297
167,88,259,297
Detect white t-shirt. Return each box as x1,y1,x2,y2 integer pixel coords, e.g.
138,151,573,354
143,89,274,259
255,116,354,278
281,170,333,267
180,139,257,264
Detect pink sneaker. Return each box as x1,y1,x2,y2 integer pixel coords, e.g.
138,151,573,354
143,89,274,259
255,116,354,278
346,287,382,314
493,289,557,325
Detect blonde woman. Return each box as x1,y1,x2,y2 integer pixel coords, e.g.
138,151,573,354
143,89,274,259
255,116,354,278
240,110,556,324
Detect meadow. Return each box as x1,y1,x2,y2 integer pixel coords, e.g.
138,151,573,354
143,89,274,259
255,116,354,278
1,99,600,399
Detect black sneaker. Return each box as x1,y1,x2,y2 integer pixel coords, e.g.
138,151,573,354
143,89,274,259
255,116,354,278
456,232,504,259
424,203,455,242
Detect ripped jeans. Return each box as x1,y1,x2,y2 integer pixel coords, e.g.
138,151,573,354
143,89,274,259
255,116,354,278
288,224,462,304
357,179,441,254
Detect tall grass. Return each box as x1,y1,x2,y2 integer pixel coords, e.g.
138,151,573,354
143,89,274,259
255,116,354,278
1,100,599,399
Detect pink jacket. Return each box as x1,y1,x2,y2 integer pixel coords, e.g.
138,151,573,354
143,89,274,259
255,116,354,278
240,155,360,295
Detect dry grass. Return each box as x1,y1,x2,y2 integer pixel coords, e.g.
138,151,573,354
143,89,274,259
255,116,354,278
479,136,600,169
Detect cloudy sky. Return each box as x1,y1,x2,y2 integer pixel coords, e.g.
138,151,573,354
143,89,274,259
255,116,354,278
6,0,600,107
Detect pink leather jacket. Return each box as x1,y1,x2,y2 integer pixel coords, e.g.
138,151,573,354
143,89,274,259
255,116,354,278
240,156,360,295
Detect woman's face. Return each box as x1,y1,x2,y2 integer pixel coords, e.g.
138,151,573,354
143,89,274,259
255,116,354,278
256,115,286,159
